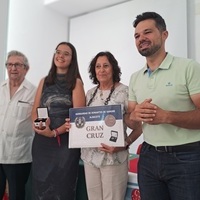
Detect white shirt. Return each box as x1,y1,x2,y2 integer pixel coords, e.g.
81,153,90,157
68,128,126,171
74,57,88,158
0,79,36,163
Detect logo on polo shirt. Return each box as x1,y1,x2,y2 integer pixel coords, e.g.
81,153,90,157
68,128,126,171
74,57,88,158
165,82,173,87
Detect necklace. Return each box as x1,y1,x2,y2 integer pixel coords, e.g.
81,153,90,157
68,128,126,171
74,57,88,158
87,84,115,106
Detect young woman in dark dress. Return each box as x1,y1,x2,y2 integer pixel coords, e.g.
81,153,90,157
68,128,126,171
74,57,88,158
31,42,85,200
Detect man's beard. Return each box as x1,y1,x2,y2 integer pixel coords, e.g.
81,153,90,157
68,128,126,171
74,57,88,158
139,44,161,57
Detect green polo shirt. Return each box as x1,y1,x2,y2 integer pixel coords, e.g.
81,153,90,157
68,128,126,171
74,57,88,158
129,53,200,146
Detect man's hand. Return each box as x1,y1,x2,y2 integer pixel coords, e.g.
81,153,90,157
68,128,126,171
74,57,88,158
147,105,168,125
130,98,157,122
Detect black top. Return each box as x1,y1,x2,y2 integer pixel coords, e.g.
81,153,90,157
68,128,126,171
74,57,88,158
32,74,80,200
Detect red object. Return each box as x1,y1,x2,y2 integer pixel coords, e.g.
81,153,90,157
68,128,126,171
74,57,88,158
128,144,142,199
129,143,142,173
129,157,139,173
136,144,142,154
131,189,141,200
3,193,9,200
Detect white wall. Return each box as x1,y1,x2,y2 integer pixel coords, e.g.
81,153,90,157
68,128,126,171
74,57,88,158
69,0,188,153
70,0,188,92
0,0,9,82
188,0,200,63
3,0,200,153
7,0,69,86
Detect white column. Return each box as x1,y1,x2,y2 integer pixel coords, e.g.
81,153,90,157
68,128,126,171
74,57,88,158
0,0,9,82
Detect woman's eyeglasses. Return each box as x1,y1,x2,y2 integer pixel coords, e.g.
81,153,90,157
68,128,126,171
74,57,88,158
54,50,72,58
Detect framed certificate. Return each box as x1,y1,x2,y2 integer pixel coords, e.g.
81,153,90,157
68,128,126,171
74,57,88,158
69,104,125,148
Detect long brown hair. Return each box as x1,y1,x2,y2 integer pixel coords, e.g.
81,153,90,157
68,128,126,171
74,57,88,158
45,42,83,90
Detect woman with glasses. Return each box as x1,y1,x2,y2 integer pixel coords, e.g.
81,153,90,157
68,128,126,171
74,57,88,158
31,42,85,200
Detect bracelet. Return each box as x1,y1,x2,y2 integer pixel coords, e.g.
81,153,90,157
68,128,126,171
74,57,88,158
53,129,61,146
52,130,56,137
53,129,59,137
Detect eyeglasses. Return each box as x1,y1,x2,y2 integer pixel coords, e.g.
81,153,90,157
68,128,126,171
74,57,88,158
54,50,72,57
5,63,26,69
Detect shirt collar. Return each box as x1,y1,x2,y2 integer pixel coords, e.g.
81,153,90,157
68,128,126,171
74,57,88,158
143,53,174,74
1,78,31,90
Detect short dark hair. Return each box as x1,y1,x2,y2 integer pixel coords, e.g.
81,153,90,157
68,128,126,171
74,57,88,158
133,12,166,32
45,42,82,90
88,51,121,85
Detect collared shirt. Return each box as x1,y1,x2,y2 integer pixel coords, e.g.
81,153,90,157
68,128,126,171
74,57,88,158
0,79,36,163
129,53,200,146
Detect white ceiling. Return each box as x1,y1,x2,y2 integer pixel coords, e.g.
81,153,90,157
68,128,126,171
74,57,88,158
44,0,132,17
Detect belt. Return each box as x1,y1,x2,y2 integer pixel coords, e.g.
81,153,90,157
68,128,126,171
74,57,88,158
145,141,200,153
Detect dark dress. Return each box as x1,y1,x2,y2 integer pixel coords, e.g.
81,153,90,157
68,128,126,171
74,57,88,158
32,74,80,200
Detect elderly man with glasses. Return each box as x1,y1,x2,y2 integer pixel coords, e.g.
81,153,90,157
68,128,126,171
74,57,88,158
0,50,36,200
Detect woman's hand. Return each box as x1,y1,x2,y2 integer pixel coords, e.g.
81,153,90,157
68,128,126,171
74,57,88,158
98,143,126,153
33,118,54,137
65,118,71,132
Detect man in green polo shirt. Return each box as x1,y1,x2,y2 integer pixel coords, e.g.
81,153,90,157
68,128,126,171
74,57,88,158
128,11,200,200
